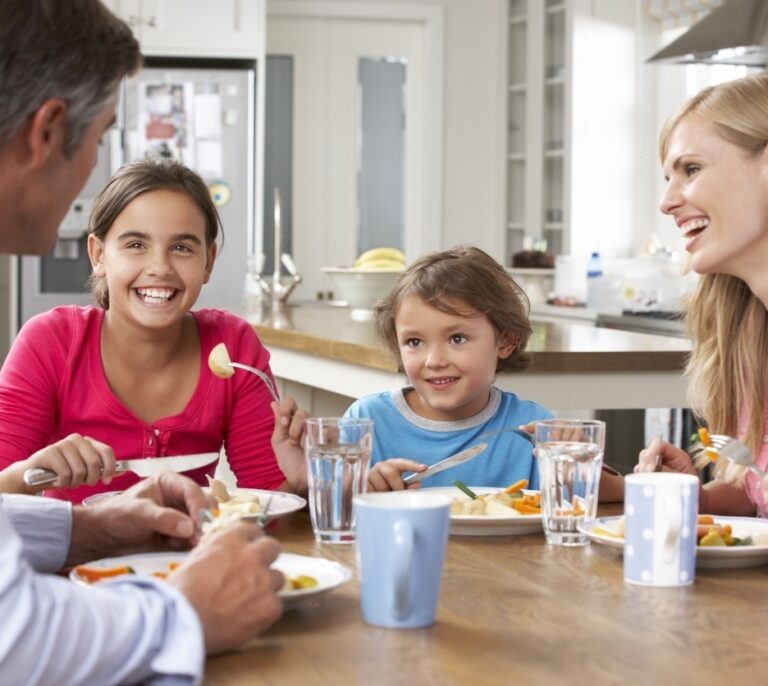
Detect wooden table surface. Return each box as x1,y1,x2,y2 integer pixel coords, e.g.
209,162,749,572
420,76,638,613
204,507,768,685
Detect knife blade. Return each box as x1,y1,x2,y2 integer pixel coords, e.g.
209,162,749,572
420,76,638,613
22,452,220,488
403,443,488,485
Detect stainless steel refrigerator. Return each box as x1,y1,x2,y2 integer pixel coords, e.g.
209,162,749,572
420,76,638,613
17,58,257,326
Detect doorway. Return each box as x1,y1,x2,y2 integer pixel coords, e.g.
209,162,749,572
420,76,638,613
265,3,443,301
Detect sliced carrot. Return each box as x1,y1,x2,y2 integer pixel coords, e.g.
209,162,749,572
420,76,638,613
512,503,541,515
75,565,135,583
697,515,715,525
698,427,711,447
504,479,528,495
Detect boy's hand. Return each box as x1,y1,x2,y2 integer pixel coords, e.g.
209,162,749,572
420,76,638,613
367,459,426,492
271,397,309,494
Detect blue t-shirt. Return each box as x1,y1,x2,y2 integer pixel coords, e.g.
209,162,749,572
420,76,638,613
344,386,553,488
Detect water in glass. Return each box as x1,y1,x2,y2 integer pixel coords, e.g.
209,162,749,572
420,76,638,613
306,444,370,543
537,441,603,546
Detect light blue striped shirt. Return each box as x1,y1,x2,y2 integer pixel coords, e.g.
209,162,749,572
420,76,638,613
0,494,204,686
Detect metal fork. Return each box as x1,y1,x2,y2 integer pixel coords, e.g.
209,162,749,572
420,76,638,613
256,493,275,528
476,427,534,444
228,362,280,402
706,434,766,478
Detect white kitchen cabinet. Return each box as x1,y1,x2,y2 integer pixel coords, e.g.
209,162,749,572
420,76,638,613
505,0,638,261
506,0,569,259
103,0,263,58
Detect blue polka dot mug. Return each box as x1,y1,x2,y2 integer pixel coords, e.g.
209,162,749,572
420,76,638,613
623,472,699,587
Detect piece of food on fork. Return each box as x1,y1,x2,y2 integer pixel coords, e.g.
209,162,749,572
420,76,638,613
693,427,765,484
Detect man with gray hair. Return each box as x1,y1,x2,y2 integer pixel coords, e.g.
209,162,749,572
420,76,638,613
0,2,284,683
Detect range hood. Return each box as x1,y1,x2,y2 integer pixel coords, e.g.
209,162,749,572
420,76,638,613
648,0,768,66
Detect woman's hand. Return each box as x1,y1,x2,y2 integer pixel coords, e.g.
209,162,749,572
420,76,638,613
634,437,697,475
1,433,117,494
271,397,309,494
367,459,426,492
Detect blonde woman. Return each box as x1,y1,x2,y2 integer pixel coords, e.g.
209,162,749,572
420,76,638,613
635,73,768,516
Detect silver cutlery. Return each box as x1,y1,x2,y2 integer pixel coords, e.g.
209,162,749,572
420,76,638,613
476,427,534,443
704,434,766,478
23,452,220,487
226,361,280,402
403,443,488,485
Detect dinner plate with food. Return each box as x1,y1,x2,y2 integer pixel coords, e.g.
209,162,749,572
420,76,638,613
70,551,352,608
580,515,768,569
421,480,543,536
204,478,306,522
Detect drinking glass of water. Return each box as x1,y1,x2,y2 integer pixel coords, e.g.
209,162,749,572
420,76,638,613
534,419,605,546
304,417,373,543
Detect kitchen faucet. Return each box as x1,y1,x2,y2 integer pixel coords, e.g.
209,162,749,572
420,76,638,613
249,187,301,312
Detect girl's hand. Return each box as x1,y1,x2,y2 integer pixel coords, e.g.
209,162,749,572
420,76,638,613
19,434,117,493
634,437,697,475
271,398,309,494
367,459,426,492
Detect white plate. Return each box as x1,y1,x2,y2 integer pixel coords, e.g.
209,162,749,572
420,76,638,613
70,551,352,607
83,488,307,521
421,486,543,536
204,488,306,521
581,516,768,569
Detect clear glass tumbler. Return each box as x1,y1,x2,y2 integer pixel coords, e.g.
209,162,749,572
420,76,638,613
535,419,605,546
304,417,373,543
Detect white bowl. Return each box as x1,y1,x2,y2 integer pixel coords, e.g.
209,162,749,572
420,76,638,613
322,267,402,311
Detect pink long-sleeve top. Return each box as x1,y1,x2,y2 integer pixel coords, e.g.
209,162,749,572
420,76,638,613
0,306,284,503
739,405,768,517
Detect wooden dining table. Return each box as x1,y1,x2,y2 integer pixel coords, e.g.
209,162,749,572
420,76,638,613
204,506,768,685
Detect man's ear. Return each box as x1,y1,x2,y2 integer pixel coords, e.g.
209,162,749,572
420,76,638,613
497,332,519,360
25,99,69,168
87,234,106,276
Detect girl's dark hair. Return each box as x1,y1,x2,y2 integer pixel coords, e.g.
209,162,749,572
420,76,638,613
88,158,222,308
374,245,532,373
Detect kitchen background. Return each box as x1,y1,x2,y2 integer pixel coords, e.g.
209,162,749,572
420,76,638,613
0,0,752,464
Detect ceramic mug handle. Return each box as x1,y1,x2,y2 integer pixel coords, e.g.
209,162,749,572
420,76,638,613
392,519,414,621
661,492,682,564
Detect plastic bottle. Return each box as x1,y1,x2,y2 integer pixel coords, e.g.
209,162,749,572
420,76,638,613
586,252,604,310
587,251,603,278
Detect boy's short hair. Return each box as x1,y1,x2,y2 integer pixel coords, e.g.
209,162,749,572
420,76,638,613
374,245,532,373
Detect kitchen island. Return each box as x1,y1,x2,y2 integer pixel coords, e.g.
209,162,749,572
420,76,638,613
247,304,691,413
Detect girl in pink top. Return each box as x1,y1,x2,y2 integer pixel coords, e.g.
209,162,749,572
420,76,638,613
0,159,305,502
634,73,768,516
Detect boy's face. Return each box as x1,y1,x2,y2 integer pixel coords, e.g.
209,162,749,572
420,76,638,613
394,294,516,421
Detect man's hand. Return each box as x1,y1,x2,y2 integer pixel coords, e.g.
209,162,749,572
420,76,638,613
169,523,284,653
66,471,210,566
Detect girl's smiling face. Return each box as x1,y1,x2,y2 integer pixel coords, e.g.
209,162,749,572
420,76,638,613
395,294,516,421
660,114,768,281
87,188,216,330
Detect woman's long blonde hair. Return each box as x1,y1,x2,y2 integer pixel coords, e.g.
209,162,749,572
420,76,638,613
659,73,768,454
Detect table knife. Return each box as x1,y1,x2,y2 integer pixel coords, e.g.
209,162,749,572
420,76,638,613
403,443,488,485
23,452,220,488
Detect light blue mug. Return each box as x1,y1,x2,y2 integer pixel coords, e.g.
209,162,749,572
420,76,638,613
353,491,452,628
624,472,699,587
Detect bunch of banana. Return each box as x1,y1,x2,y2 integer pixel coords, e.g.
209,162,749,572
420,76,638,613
352,247,406,271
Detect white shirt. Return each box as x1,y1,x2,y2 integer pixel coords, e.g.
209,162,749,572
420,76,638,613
0,494,204,686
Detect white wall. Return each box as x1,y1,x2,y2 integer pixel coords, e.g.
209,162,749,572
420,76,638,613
569,0,638,259
266,0,508,259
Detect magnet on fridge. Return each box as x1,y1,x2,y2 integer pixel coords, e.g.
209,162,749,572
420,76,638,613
224,108,239,127
208,181,231,207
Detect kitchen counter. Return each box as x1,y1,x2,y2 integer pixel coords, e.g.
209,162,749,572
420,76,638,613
247,304,691,411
